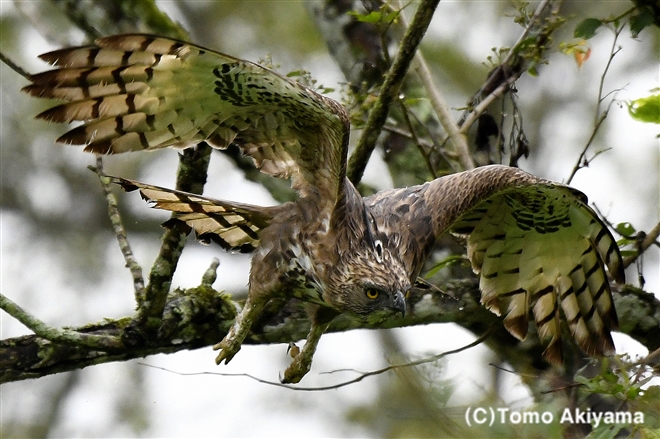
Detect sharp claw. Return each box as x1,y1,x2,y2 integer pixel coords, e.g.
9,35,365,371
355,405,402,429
212,339,239,365
281,368,303,384
286,342,300,358
214,351,229,365
209,299,256,367
281,367,305,384
281,351,311,384
214,347,238,365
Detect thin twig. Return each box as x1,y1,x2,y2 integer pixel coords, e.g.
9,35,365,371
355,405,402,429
623,221,660,269
347,0,442,184
566,24,623,184
459,74,520,136
565,106,611,184
398,100,438,178
383,124,444,153
635,346,660,367
488,362,542,380
458,0,554,133
595,30,623,123
140,330,491,391
412,50,474,170
91,157,146,304
0,293,123,349
0,51,32,80
540,381,584,394
502,0,553,72
629,347,659,388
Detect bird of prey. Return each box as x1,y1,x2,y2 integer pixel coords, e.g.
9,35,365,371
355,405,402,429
23,34,624,383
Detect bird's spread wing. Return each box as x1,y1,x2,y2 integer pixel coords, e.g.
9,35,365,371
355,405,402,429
366,165,624,364
112,176,282,253
24,34,350,201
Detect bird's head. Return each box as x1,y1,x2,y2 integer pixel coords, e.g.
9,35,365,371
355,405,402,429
324,200,410,323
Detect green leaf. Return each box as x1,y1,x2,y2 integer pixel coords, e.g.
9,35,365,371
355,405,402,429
286,69,306,78
348,10,398,24
626,386,642,400
574,375,591,386
574,18,603,39
615,222,636,236
347,10,380,23
637,385,660,406
586,423,625,439
403,97,425,106
630,8,654,38
628,94,660,124
382,11,399,24
512,36,536,54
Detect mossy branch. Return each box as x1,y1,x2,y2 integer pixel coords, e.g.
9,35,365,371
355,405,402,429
0,293,124,351
2,279,658,385
130,144,213,335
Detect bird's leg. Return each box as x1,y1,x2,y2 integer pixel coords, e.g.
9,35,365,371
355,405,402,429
281,306,338,384
213,292,267,364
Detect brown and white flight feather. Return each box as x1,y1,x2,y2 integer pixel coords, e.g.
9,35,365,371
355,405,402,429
24,34,350,202
367,166,623,364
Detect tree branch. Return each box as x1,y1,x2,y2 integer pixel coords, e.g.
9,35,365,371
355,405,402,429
0,293,123,351
458,73,521,137
2,277,657,385
393,1,474,171
305,0,389,90
566,23,624,184
128,144,213,338
308,0,456,185
91,159,146,302
411,50,474,170
347,0,442,184
457,0,558,133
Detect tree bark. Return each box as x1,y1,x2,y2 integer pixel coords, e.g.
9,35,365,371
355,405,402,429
2,278,657,386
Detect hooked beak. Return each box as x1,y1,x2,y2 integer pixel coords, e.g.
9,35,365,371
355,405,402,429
392,291,406,317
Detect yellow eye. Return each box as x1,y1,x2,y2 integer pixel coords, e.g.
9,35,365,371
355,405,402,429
365,288,380,299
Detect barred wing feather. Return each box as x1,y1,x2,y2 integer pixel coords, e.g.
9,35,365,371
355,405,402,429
451,184,622,364
367,165,623,364
23,34,350,202
112,176,280,253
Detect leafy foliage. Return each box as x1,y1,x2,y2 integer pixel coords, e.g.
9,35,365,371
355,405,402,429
574,356,660,438
628,93,660,124
575,18,605,39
